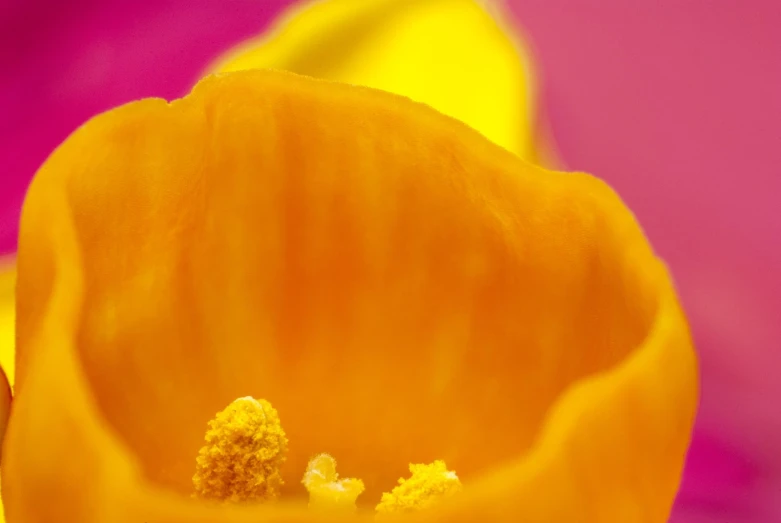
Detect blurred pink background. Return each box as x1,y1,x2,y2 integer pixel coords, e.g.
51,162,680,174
1,1,779,520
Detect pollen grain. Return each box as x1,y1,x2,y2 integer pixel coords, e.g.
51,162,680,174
302,453,365,511
192,396,288,503
375,460,462,515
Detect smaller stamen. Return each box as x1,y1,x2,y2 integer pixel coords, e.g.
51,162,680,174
375,460,462,515
302,453,365,511
192,396,288,503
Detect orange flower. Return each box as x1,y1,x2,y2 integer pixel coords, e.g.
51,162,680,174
3,69,697,522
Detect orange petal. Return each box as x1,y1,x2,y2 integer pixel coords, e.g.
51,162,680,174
208,0,550,164
6,70,696,522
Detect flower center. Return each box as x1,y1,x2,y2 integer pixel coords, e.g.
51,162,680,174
192,397,462,514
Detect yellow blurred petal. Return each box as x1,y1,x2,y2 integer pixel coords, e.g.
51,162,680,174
6,70,695,522
0,361,9,523
210,0,546,162
0,258,14,387
0,259,12,523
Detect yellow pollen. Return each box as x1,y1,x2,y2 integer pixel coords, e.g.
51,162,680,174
192,396,288,503
375,460,462,515
302,453,365,511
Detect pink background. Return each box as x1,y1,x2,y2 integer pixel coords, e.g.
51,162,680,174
1,1,779,520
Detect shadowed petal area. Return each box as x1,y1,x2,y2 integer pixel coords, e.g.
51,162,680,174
6,70,696,522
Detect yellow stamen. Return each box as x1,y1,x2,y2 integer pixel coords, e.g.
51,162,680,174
192,396,288,503
302,453,365,511
375,460,462,515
